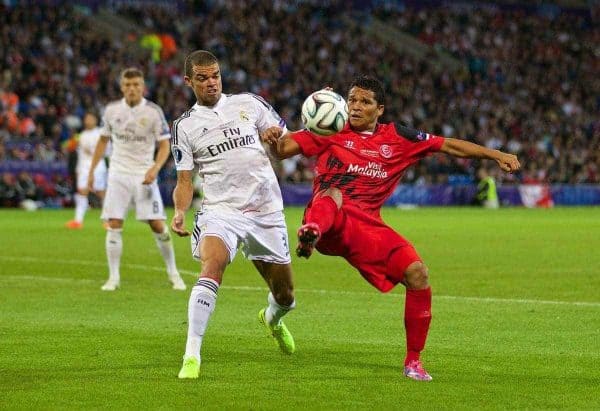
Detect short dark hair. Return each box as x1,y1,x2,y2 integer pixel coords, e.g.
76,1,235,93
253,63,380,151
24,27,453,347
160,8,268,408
349,75,385,105
185,50,219,77
120,67,144,81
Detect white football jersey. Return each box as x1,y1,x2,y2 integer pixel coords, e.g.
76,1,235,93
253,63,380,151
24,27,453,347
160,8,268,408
100,98,170,175
77,127,107,174
172,93,286,216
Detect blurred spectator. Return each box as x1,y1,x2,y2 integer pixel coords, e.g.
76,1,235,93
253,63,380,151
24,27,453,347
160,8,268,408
159,33,177,60
15,171,38,201
0,172,19,207
140,31,162,63
473,167,499,209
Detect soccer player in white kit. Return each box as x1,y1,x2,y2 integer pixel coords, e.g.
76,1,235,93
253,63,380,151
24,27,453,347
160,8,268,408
88,68,186,292
65,112,108,229
171,50,296,379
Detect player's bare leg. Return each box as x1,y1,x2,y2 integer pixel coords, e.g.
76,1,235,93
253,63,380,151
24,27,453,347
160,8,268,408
149,219,185,290
296,188,342,258
254,260,296,354
401,260,433,381
102,218,124,290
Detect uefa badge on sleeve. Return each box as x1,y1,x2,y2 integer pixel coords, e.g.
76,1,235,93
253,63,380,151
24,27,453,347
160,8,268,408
172,145,183,163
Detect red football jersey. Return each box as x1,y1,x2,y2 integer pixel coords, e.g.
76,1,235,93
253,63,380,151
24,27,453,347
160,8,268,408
292,122,444,216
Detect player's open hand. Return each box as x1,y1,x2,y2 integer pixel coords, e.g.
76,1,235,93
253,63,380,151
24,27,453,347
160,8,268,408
260,126,283,144
496,153,521,173
171,211,190,237
143,167,158,184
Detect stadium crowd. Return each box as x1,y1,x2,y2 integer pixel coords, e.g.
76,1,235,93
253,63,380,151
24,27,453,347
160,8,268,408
0,0,598,207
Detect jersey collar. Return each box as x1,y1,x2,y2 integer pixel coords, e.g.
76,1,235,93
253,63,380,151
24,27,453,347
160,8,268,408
350,122,380,139
194,94,228,111
121,97,147,109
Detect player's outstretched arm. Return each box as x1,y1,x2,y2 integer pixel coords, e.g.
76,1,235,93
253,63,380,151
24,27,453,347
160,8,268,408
143,139,171,184
440,138,521,173
260,127,302,160
171,170,194,237
87,135,110,192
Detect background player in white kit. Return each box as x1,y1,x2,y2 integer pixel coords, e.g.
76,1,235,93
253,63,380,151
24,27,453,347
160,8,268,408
171,50,297,379
88,68,186,292
65,111,108,229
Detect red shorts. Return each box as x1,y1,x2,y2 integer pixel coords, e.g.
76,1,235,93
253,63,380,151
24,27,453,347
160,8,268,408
306,203,422,292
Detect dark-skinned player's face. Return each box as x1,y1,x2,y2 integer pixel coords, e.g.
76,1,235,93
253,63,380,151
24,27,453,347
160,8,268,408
185,63,222,106
347,87,384,132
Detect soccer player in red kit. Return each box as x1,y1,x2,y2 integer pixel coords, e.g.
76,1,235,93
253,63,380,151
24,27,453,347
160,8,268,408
262,75,521,381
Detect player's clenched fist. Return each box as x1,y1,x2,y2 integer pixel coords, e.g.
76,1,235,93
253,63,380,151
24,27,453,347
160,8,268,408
496,153,521,173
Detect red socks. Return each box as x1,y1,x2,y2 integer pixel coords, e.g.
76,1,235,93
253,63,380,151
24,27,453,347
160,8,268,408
305,195,338,234
404,287,432,365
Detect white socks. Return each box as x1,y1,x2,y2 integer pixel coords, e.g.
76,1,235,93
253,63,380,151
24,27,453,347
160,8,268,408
265,292,295,326
153,227,178,277
105,228,123,282
185,278,219,361
74,193,88,223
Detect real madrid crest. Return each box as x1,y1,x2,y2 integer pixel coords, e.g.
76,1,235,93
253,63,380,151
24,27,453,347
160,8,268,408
239,111,250,121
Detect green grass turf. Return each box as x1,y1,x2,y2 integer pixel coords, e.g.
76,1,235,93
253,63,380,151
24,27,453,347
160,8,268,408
0,206,599,410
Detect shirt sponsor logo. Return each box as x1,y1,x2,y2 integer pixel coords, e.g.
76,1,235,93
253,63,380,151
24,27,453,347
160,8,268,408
206,127,256,156
379,144,392,158
346,162,388,179
114,133,147,143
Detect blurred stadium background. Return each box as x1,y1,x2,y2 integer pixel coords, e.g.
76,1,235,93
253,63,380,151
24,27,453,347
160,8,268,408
0,0,598,209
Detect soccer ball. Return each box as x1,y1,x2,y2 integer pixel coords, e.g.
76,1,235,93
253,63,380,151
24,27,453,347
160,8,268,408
301,89,348,136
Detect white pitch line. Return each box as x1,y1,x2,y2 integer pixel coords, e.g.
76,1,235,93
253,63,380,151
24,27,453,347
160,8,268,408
1,255,599,308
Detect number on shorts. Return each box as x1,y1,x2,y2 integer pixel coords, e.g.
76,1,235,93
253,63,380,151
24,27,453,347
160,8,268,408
153,201,159,213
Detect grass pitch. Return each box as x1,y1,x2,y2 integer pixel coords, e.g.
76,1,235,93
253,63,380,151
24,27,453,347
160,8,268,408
1,206,599,410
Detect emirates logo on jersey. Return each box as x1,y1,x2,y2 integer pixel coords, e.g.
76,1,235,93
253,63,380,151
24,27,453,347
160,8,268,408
379,144,392,158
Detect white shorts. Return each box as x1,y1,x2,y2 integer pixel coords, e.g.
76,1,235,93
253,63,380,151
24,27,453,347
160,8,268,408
191,210,291,265
101,172,166,221
77,163,108,191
